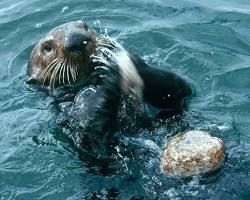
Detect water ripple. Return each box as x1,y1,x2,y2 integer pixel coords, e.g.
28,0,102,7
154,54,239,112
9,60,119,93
1,0,250,199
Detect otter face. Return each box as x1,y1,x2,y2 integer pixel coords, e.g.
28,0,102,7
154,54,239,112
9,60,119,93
27,20,97,88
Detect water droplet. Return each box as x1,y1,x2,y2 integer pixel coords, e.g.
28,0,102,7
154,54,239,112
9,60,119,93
61,6,69,13
35,23,42,28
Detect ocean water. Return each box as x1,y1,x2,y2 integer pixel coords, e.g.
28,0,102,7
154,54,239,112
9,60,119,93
1,0,250,199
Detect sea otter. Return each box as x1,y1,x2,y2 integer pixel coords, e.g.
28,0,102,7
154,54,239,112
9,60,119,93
27,20,192,156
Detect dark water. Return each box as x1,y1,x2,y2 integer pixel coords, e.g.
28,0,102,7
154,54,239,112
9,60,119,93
1,0,250,199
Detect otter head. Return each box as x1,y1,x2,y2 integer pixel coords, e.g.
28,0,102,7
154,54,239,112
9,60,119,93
27,20,97,88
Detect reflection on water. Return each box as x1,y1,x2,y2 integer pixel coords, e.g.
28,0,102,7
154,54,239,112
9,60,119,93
0,0,250,199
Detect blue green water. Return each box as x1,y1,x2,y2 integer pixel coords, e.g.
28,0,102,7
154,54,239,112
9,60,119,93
1,0,250,199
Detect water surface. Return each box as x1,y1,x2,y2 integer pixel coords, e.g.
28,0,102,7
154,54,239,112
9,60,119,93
1,0,250,199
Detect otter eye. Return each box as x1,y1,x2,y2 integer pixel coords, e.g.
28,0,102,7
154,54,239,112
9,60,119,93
42,42,53,53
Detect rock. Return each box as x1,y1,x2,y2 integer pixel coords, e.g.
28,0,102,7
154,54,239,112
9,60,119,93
161,130,225,177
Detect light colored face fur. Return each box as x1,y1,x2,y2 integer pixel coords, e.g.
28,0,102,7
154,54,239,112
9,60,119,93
27,20,97,88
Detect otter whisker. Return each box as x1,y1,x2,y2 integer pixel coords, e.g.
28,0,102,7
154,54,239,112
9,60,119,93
69,60,77,82
37,58,59,82
50,58,64,89
73,62,78,81
58,58,67,85
97,37,115,43
98,40,116,46
38,58,60,86
62,59,68,85
50,63,60,89
72,62,78,79
66,60,71,84
69,60,75,82
55,59,65,83
97,37,117,48
69,59,77,83
97,42,116,49
75,62,79,77
53,58,65,88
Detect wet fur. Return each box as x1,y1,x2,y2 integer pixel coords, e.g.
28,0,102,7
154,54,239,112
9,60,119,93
27,21,192,157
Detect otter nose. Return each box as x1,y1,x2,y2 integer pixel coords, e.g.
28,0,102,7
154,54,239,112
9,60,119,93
65,33,90,53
